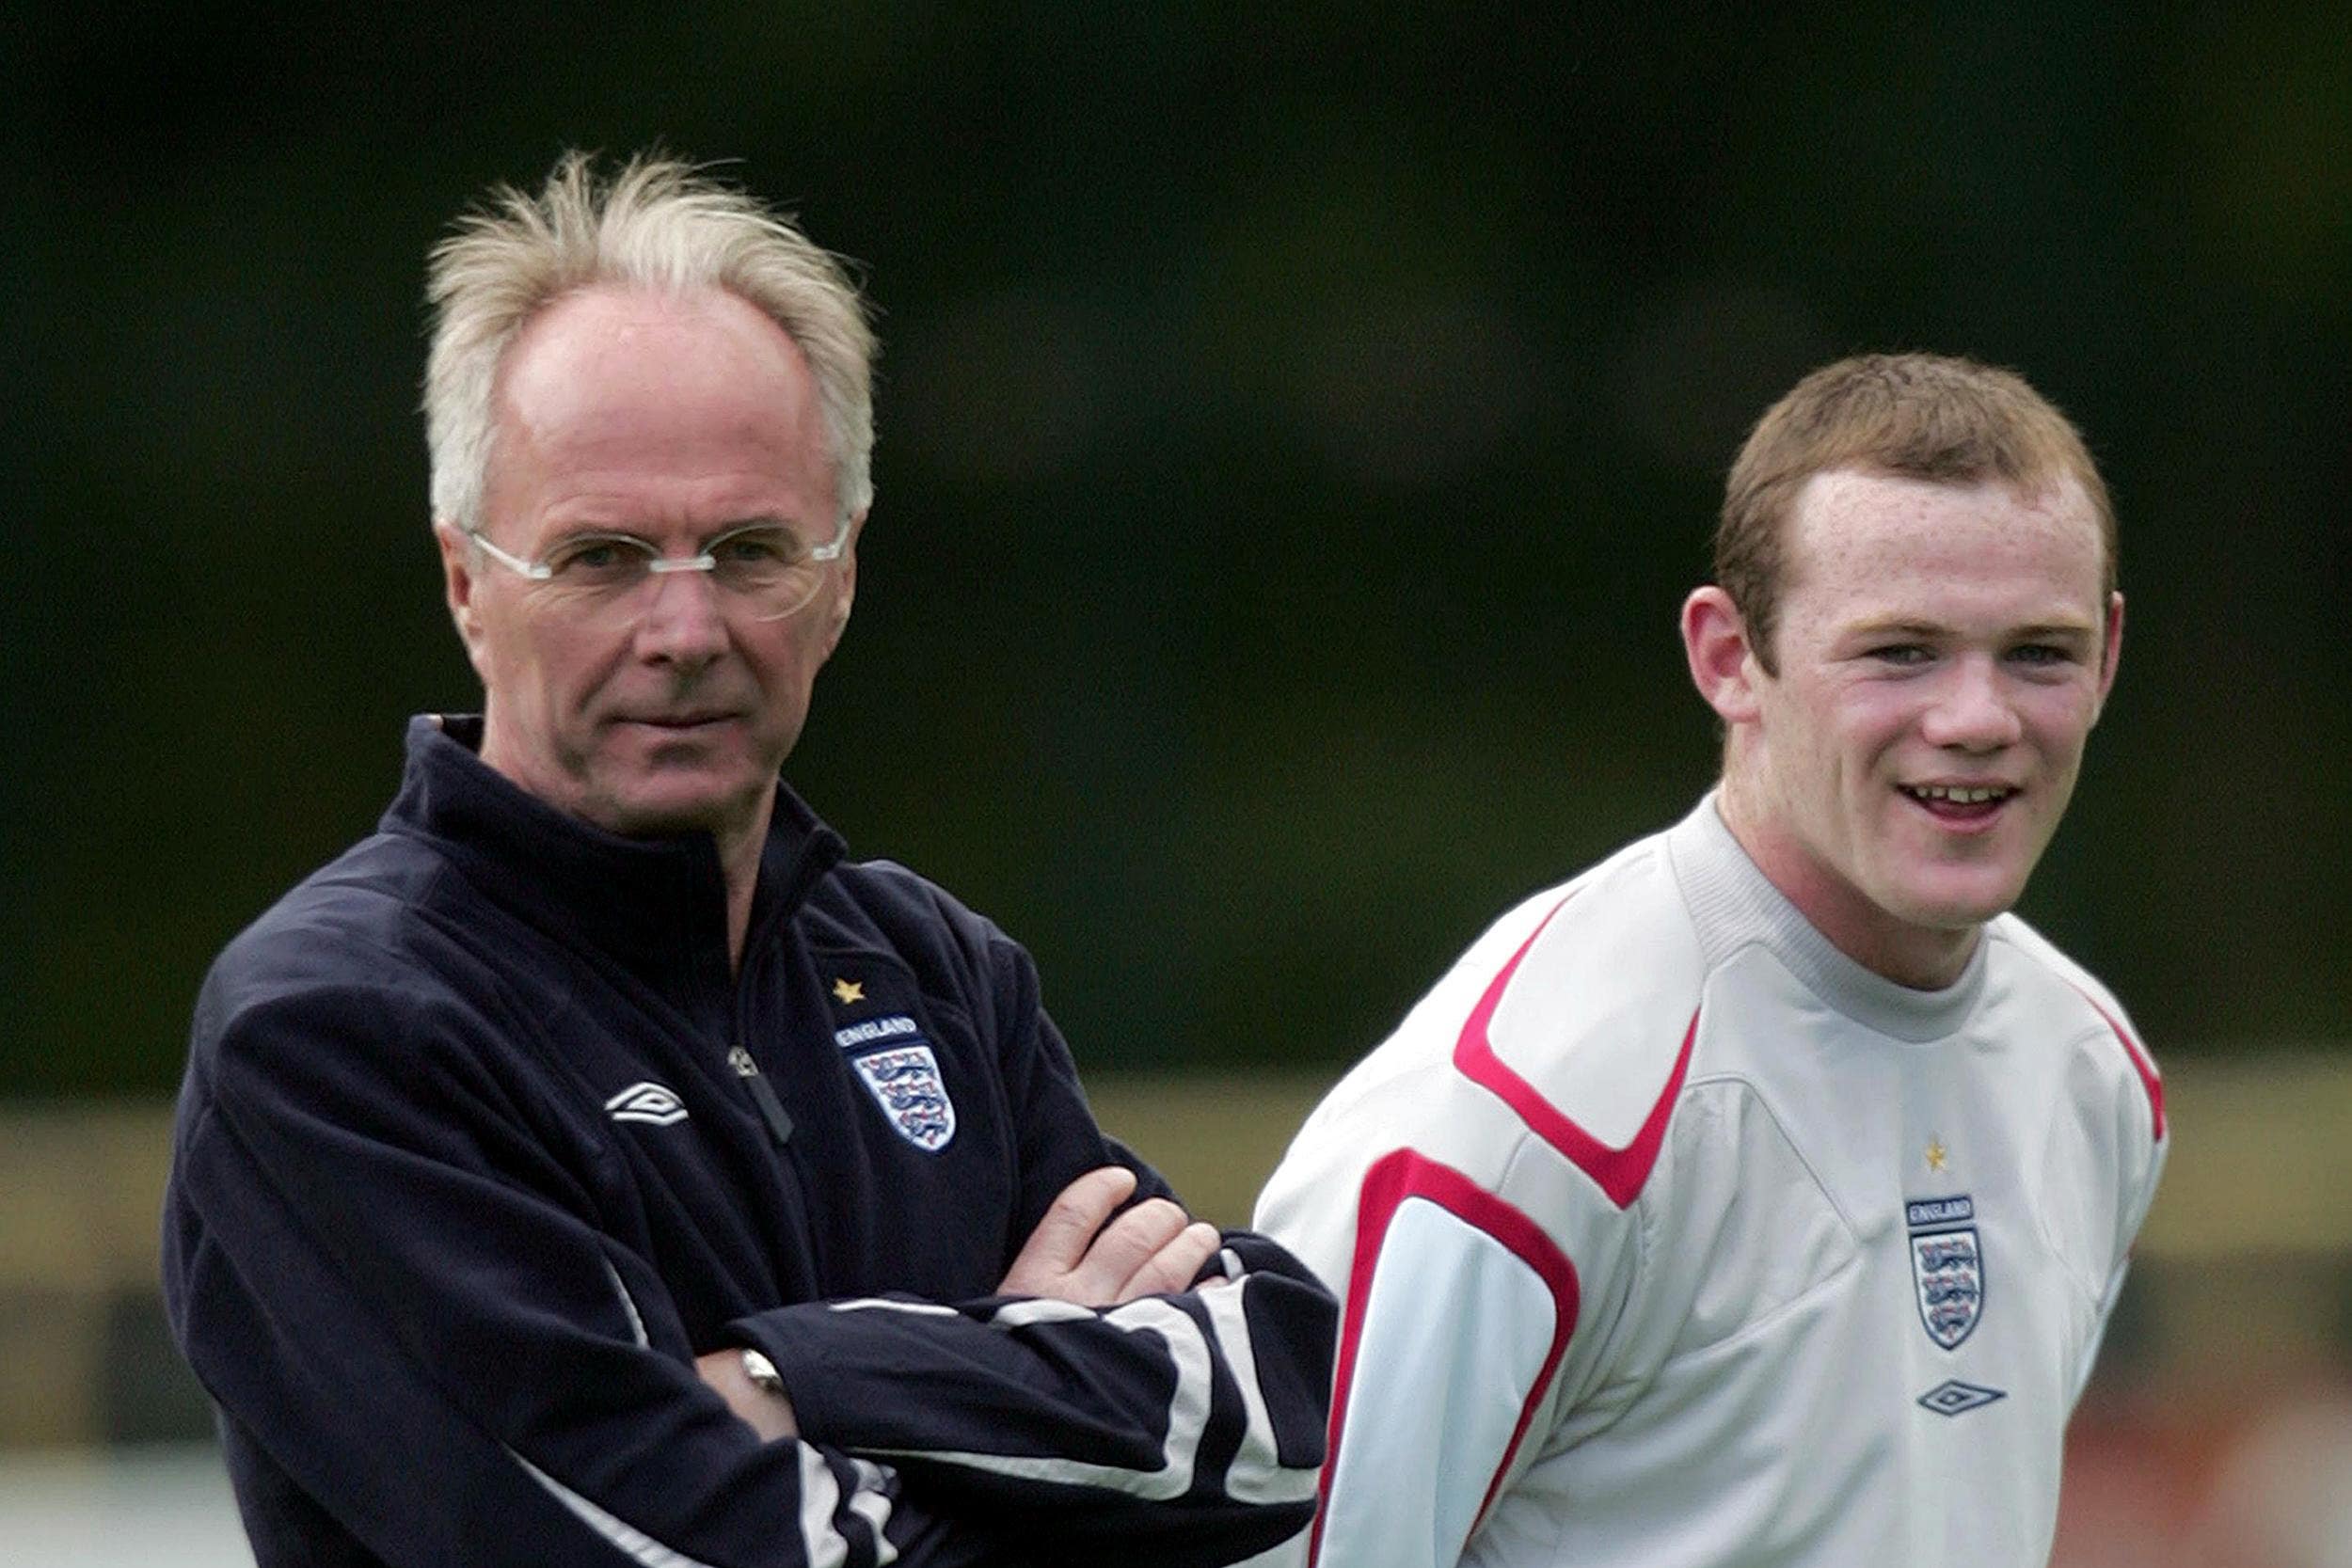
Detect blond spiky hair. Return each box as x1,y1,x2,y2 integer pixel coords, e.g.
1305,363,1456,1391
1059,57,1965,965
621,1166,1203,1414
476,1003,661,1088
422,150,877,532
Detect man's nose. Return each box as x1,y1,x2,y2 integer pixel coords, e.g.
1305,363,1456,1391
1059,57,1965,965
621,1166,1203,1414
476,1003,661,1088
632,565,730,665
1919,656,2025,752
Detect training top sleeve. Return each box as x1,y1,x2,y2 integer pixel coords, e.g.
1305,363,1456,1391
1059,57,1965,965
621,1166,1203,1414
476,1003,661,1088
1253,875,1682,1568
1255,1092,1648,1568
2070,995,2169,1409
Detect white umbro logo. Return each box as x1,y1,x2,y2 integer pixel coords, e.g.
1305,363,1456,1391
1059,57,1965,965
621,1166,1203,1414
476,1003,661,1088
605,1082,689,1126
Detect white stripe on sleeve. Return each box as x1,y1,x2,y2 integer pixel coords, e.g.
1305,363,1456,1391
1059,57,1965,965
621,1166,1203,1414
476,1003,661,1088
844,1458,899,1567
826,1297,962,1318
1200,1279,1321,1506
508,1449,716,1568
858,1296,1215,1497
507,1440,898,1568
791,1446,903,1567
600,1255,649,1349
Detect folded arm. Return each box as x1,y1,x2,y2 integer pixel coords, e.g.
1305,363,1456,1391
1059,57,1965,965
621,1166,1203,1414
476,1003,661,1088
165,984,997,1568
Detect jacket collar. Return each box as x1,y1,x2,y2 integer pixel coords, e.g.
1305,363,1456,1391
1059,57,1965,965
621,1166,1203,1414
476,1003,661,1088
381,715,845,1002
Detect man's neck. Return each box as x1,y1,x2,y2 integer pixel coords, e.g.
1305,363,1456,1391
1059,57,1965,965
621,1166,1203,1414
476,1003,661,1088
711,793,778,974
1713,784,1980,991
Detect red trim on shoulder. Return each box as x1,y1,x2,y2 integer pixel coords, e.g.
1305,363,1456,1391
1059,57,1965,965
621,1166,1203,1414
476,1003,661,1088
1313,1149,1580,1567
2070,985,2165,1142
1452,895,1698,1208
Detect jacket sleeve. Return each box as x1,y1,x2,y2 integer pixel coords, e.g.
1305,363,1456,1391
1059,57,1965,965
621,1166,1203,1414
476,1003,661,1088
733,1232,1329,1568
732,924,1332,1568
163,977,1005,1568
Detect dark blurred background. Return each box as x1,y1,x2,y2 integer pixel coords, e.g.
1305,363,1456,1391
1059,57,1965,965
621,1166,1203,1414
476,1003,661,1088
6,0,2346,1097
6,10,2350,1560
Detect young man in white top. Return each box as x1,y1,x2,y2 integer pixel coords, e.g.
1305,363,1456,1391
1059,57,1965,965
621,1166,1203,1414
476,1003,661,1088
1254,353,2167,1568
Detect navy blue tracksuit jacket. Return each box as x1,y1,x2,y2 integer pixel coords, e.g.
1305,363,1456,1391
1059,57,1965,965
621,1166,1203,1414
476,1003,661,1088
163,716,1331,1567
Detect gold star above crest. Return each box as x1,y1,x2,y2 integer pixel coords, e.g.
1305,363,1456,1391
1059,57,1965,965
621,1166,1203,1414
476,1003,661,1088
1925,1136,1949,1172
832,978,865,1005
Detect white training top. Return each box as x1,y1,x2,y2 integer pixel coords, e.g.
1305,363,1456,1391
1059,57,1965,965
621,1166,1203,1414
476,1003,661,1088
1254,796,2167,1568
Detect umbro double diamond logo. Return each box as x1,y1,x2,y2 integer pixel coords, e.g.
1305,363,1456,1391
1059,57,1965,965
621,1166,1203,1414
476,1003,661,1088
605,1082,689,1127
1915,1379,2006,1418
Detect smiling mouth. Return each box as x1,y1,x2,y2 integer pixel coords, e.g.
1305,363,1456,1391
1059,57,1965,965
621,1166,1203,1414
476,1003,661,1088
1899,783,2016,821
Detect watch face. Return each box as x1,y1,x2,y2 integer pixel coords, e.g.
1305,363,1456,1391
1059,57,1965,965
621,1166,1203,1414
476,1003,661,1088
740,1347,786,1394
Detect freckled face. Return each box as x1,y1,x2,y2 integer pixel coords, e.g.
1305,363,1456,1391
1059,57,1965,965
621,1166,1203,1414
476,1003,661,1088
1724,470,2120,975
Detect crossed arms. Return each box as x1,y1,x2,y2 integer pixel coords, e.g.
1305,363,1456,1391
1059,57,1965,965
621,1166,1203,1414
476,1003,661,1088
164,981,1332,1568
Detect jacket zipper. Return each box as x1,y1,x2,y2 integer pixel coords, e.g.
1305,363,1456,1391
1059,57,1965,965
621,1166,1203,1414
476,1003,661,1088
725,825,839,1155
729,1044,796,1148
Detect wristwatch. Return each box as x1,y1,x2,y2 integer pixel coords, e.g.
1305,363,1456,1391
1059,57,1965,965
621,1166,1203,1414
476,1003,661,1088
739,1348,787,1398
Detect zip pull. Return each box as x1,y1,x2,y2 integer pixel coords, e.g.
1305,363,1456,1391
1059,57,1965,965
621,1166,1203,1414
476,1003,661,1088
729,1044,796,1148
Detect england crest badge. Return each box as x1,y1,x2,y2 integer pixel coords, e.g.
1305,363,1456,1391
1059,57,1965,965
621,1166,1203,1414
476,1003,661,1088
1906,1195,1984,1350
850,1043,957,1152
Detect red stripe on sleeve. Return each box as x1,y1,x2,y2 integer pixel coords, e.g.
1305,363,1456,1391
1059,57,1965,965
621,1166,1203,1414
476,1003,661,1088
2070,986,2165,1142
1451,896,1697,1209
1313,1149,1581,1567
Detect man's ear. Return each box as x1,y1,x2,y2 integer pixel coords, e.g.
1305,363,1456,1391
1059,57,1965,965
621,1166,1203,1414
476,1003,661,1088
2090,590,2124,723
435,520,492,675
1681,586,1764,725
820,509,865,658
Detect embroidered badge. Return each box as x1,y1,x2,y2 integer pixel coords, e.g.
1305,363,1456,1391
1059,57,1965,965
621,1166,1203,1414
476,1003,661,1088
1906,1194,1984,1350
833,978,865,1005
850,1043,957,1151
605,1082,689,1127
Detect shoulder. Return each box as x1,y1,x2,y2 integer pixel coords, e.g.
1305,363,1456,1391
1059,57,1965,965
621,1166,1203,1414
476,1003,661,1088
805,857,1017,978
190,833,512,1111
1470,838,1709,1187
1337,830,1701,1096
1260,832,1706,1279
1383,833,1705,1185
1984,914,2166,1146
797,858,1050,1055
814,856,993,937
205,831,459,1010
1984,915,2168,1275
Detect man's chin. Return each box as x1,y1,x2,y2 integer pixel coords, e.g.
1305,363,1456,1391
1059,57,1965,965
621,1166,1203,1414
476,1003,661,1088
1883,873,2027,934
582,779,770,843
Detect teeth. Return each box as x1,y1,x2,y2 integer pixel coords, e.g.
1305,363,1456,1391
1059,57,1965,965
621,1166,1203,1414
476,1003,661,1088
1908,784,2010,803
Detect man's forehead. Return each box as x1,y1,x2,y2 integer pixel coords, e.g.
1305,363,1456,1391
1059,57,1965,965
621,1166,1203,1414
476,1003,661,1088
1778,468,2106,623
501,284,806,398
490,287,823,463
1788,469,2100,568
478,281,836,542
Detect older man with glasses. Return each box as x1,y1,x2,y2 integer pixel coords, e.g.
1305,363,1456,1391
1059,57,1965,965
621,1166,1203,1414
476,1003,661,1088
161,150,1331,1568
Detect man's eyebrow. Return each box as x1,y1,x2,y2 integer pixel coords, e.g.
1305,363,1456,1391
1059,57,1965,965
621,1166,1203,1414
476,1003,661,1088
542,515,802,543
1842,618,1950,641
1840,616,2100,641
693,514,835,540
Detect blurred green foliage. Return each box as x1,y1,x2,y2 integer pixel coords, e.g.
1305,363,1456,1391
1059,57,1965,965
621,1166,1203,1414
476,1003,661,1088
7,2,2347,1095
